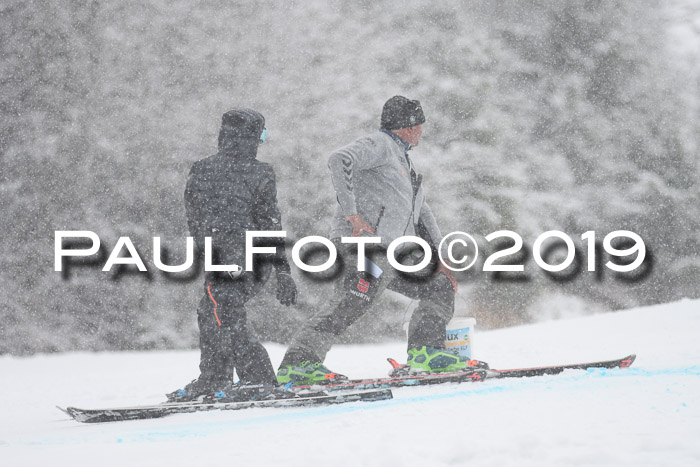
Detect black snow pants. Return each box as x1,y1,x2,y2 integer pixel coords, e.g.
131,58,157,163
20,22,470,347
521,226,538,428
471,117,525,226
197,271,276,386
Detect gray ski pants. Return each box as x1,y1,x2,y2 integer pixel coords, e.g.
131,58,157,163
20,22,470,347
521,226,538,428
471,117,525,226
280,239,455,367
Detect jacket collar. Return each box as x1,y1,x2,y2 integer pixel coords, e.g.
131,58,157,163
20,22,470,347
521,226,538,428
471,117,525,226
380,128,412,152
218,137,258,159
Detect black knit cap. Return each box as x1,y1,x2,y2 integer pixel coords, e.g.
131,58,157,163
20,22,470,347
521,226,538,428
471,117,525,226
380,96,425,130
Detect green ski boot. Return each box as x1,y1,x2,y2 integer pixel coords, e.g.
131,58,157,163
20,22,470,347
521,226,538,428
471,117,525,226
406,346,489,373
276,361,348,385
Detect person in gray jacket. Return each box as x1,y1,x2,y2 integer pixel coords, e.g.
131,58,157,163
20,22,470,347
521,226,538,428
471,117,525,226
277,96,471,385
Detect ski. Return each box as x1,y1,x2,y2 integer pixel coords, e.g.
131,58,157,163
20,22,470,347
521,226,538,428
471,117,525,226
58,388,393,423
291,368,488,392
485,354,636,379
293,354,636,392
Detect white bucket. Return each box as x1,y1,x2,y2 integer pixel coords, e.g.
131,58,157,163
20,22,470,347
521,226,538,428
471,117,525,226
445,317,476,359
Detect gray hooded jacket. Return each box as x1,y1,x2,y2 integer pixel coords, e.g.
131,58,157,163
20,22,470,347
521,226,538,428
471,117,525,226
328,130,443,250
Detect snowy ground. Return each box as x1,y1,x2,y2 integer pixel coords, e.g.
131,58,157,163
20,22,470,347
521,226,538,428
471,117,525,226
2,299,699,467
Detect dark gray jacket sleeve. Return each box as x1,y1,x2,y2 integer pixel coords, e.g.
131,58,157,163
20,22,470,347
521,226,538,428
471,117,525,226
328,138,376,217
252,168,291,274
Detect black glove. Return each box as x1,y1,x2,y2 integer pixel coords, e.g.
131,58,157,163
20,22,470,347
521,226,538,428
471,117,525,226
276,272,297,306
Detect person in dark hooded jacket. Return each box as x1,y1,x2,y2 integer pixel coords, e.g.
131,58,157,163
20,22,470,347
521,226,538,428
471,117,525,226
168,109,297,401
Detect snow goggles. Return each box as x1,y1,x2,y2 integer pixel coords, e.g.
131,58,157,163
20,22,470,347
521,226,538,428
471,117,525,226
260,127,268,144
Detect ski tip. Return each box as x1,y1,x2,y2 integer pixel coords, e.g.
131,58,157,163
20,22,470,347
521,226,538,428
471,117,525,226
387,357,402,369
58,406,85,422
620,354,637,368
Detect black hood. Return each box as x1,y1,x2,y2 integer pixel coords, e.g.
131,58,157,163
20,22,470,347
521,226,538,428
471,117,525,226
218,108,265,158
